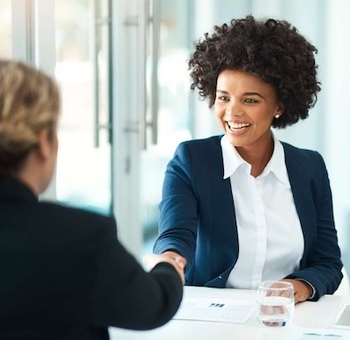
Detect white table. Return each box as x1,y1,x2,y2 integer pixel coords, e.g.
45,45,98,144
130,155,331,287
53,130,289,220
109,286,350,340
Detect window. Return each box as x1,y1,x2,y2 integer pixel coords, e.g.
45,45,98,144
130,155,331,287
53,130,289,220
0,0,12,58
55,0,113,215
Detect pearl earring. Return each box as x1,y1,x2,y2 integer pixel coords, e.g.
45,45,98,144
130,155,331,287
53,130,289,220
275,114,280,119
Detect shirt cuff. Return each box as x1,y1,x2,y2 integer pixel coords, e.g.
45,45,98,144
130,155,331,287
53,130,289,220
297,279,316,299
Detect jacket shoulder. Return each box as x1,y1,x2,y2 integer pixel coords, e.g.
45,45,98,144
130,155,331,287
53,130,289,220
37,201,117,239
179,135,222,149
175,136,223,161
281,141,320,156
40,201,113,221
281,141,327,177
282,141,324,163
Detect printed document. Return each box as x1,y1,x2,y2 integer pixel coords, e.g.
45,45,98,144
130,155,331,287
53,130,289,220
173,297,255,323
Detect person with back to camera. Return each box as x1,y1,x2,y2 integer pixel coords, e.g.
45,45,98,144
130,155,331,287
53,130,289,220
0,59,185,339
153,15,343,303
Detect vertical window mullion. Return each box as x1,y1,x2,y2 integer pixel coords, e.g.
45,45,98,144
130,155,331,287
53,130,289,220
11,0,34,63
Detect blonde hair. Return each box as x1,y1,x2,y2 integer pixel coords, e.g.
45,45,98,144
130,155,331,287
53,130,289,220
0,60,60,174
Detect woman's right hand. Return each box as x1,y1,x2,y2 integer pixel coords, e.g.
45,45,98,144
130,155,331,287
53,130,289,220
143,251,187,284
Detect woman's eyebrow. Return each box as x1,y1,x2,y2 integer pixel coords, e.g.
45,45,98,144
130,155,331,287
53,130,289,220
216,89,264,98
244,92,264,98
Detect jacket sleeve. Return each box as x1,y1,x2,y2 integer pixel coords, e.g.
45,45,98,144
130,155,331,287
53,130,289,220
285,151,343,300
153,142,199,273
93,217,183,330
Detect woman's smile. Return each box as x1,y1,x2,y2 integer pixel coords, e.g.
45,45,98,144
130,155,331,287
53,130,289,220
226,121,251,134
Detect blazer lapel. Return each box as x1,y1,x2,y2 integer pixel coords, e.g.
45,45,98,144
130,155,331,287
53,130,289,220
207,137,239,284
283,143,316,264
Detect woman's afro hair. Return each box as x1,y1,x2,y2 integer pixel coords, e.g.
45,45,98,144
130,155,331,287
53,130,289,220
188,15,321,128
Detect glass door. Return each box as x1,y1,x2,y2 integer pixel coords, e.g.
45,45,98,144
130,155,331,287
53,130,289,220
110,0,194,258
54,0,113,215
140,0,194,253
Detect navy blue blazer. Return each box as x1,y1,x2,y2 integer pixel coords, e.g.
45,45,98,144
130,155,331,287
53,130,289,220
154,135,343,301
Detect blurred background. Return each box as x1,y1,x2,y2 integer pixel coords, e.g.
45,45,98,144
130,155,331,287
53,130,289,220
1,0,349,275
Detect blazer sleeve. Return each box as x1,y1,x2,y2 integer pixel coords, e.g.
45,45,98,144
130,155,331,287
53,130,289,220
153,141,199,272
284,149,343,300
93,217,183,330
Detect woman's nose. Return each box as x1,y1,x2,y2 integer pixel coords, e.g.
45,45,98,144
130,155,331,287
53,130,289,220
225,101,243,116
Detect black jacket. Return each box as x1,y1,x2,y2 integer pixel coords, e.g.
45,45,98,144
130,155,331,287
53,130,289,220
0,177,182,340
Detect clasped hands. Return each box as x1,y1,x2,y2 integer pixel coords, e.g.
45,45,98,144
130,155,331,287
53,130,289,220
143,251,187,285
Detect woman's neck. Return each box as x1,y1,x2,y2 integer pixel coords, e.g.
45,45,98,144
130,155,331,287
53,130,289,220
235,137,274,178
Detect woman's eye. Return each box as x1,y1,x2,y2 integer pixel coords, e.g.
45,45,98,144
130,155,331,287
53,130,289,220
217,96,229,101
244,98,258,104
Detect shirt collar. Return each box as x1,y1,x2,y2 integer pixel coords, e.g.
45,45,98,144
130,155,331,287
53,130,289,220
221,135,248,179
221,133,290,186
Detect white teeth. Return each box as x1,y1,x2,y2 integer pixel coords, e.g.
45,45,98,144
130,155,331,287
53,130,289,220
227,122,250,129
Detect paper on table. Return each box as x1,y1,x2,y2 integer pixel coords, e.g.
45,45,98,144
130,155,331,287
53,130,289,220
284,327,350,340
332,305,350,329
173,297,255,323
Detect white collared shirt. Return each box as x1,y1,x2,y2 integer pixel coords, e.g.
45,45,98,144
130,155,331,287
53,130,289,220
222,134,304,289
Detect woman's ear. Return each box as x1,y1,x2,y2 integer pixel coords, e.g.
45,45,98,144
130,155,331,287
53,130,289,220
276,103,284,116
274,104,284,119
36,128,51,161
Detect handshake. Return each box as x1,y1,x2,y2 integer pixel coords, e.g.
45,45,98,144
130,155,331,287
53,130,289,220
144,251,187,284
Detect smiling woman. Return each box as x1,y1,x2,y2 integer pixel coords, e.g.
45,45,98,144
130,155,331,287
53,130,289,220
152,15,343,304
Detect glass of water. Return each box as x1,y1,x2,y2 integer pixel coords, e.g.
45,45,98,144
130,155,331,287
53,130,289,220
256,280,294,327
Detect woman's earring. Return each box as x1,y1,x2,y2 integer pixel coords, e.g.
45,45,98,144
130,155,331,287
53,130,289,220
275,114,280,119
